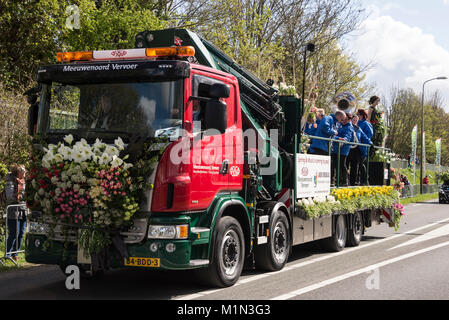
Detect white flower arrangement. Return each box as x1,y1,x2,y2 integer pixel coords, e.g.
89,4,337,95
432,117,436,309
273,82,299,98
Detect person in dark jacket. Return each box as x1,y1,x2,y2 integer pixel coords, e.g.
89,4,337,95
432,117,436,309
331,111,354,186
5,164,27,261
309,109,338,156
367,96,381,124
357,109,374,185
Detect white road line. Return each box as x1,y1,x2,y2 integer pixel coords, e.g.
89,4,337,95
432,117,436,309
173,216,449,300
270,240,449,300
389,222,449,250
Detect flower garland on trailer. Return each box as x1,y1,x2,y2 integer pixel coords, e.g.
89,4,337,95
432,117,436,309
27,134,161,257
296,186,404,231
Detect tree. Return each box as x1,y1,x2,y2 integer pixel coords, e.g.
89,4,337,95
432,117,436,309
0,0,166,90
0,86,30,165
166,0,369,99
305,40,374,112
385,87,449,166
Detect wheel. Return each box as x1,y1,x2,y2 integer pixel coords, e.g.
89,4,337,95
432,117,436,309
59,264,104,280
321,215,347,252
196,216,245,288
347,212,363,247
255,210,291,271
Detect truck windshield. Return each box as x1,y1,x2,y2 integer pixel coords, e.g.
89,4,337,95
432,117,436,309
39,80,183,139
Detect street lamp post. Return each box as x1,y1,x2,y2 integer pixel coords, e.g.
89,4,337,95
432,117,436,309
301,43,315,119
420,76,448,194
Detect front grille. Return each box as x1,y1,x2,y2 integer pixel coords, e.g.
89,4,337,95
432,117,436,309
44,218,148,244
120,218,148,244
48,225,78,242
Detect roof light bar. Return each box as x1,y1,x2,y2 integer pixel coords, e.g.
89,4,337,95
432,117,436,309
57,51,93,62
56,46,195,62
145,46,195,57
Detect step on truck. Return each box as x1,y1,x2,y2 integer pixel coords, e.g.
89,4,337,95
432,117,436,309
25,28,398,287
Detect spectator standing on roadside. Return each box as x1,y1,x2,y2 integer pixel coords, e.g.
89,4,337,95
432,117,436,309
5,164,28,261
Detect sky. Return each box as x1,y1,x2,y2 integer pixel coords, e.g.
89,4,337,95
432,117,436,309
346,0,449,111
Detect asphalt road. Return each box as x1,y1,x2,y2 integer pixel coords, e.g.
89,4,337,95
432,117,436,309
1,200,449,300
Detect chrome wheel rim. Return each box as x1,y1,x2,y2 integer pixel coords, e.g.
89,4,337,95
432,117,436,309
354,213,362,238
336,216,346,247
220,229,241,278
272,220,288,263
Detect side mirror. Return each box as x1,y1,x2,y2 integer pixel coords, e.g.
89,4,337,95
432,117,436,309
27,104,39,136
209,83,230,99
204,99,227,135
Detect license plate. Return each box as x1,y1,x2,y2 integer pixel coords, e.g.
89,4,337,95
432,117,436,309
124,257,160,268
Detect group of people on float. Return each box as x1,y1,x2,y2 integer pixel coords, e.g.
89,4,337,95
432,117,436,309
303,96,381,187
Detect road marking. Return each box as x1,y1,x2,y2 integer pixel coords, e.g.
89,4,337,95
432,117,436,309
173,216,449,300
389,222,449,250
271,240,449,300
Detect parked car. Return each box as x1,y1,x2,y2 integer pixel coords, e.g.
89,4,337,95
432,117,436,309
439,181,449,204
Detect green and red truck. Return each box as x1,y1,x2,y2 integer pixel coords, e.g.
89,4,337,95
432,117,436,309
25,28,399,287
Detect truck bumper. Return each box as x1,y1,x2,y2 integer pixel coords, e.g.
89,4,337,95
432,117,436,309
25,234,208,270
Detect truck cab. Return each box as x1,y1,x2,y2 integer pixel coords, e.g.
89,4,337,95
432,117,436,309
26,46,253,287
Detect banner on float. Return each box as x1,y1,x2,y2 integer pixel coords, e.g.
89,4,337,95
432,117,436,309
296,154,331,199
436,138,441,166
411,125,417,167
423,131,426,173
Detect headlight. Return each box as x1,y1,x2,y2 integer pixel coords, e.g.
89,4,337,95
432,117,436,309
29,221,49,235
148,225,188,239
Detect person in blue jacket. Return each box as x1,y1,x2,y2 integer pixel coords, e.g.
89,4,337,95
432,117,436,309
331,111,354,186
357,109,374,184
304,112,317,136
308,109,338,156
347,115,373,185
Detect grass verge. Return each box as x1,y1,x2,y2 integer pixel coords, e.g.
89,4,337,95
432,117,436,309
0,240,39,272
401,193,438,205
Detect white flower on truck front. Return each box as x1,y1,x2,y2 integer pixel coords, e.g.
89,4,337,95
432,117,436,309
114,137,125,150
63,134,74,145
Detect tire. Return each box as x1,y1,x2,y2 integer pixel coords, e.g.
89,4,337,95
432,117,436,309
347,212,363,247
196,216,245,288
321,215,347,252
255,210,291,271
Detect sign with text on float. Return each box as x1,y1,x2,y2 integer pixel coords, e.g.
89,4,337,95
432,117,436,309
296,154,331,199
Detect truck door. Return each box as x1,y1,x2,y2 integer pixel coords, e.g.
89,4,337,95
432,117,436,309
188,73,237,209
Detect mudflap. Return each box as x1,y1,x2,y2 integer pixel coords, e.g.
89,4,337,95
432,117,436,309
380,208,395,228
